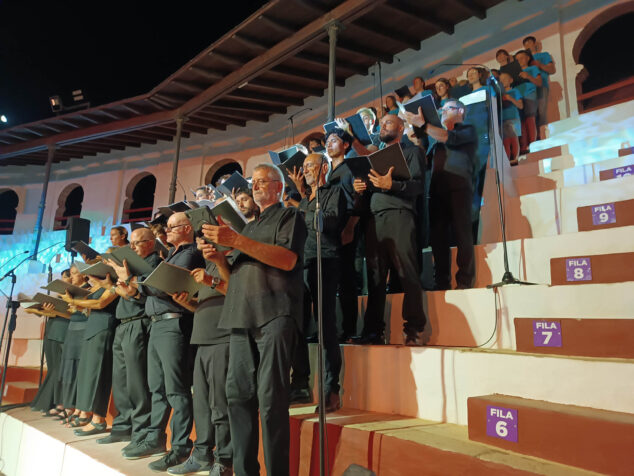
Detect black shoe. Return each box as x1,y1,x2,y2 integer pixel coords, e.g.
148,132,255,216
289,387,312,405
167,455,212,475
305,334,318,344
74,422,107,437
122,439,142,453
97,433,131,444
123,439,166,460
350,333,384,345
148,450,189,472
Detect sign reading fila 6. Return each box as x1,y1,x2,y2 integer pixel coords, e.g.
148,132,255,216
565,257,592,281
486,405,518,442
533,320,562,347
613,165,633,178
591,203,616,225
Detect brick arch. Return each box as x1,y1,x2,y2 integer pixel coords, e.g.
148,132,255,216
204,158,243,186
121,172,156,224
54,183,83,230
0,188,19,235
573,2,634,112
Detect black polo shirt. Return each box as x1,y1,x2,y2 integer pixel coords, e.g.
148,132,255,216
219,202,307,330
369,144,425,214
298,182,346,260
141,242,205,317
423,122,478,182
191,261,230,345
116,252,162,320
327,161,368,217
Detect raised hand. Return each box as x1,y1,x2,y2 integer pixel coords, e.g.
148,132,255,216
201,216,239,248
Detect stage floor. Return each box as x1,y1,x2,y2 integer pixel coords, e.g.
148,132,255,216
0,407,166,476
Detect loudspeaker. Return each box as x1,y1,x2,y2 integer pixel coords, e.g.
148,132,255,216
65,217,90,252
342,465,375,476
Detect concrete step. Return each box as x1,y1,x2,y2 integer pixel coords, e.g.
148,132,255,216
514,318,634,359
529,99,634,168
512,154,634,195
3,381,38,404
289,407,598,476
455,226,634,289
599,163,634,181
577,198,634,231
363,282,634,349
468,394,634,476
549,252,634,285
479,174,634,243
331,344,634,424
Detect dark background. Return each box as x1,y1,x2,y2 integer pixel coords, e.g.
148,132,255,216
0,0,268,126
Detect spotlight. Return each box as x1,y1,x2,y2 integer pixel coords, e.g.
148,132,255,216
49,95,63,113
72,89,84,103
0,115,7,123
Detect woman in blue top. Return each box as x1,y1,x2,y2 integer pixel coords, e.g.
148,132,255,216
515,49,542,154
499,72,523,164
384,95,399,115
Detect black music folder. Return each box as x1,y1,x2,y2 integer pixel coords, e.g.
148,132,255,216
32,293,70,313
41,279,91,297
101,246,154,276
138,261,204,297
323,113,373,146
402,92,442,128
74,261,118,280
217,172,250,197
367,143,411,181
500,60,524,84
72,241,100,260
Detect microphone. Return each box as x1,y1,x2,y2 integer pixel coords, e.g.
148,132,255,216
0,250,29,272
287,107,313,121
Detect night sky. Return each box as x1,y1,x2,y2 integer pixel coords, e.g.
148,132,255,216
0,0,268,126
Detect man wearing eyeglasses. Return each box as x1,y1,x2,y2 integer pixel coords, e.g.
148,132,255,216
406,100,477,290
97,227,160,451
110,213,205,471
201,163,307,476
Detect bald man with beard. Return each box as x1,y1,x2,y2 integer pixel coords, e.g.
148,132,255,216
111,213,205,471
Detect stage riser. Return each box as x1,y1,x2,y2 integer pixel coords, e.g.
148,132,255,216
550,252,634,286
525,146,567,163
337,345,634,425
467,394,634,476
452,226,634,289
480,174,634,243
514,318,634,359
513,154,634,195
577,198,634,232
370,283,634,348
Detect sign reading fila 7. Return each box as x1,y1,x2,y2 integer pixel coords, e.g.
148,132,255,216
486,405,518,442
533,320,562,347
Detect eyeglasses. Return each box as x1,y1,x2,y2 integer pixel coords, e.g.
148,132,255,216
441,106,461,112
165,224,187,232
252,179,280,188
130,239,151,247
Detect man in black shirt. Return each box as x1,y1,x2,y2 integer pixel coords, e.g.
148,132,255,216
296,153,347,412
325,129,366,342
202,163,306,476
352,114,427,345
115,212,205,471
406,100,477,289
97,227,161,450
169,246,232,476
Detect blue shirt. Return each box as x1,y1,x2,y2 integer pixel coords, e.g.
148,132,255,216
517,66,540,100
502,88,522,136
533,52,553,89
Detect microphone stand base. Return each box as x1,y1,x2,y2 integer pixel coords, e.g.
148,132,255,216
487,271,538,289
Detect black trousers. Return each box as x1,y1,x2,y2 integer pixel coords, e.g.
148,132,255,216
363,210,426,335
75,328,115,417
31,338,63,411
146,318,193,454
110,319,151,442
430,171,475,288
338,231,360,338
226,316,297,476
60,322,86,409
192,343,231,465
293,259,342,395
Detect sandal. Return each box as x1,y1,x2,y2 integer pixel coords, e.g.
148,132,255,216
69,416,91,428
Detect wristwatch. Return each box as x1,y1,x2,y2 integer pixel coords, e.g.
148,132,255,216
210,276,221,289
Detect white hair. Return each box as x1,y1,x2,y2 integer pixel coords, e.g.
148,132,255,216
254,163,285,199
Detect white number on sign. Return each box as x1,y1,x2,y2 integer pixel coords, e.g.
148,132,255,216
495,420,508,438
542,331,552,345
599,212,609,223
573,268,584,279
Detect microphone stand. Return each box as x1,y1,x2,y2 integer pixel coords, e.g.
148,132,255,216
313,159,327,476
0,241,64,408
287,108,313,146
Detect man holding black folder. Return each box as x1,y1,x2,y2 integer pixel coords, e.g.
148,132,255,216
97,228,161,451
350,115,427,345
405,101,477,290
112,213,205,471
201,163,306,476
